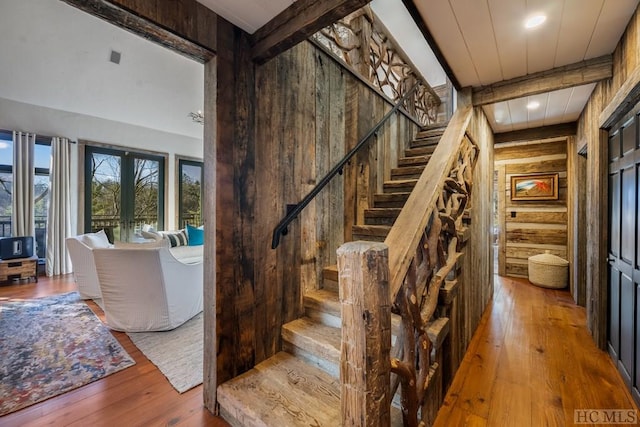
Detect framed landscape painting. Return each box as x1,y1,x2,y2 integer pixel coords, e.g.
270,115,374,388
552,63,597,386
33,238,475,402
510,173,559,201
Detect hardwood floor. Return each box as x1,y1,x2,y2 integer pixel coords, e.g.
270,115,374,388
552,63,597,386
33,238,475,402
2,273,636,426
434,275,639,427
0,274,229,427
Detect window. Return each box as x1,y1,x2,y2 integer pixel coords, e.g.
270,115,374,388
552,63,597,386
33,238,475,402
0,131,51,259
178,159,203,229
85,145,165,242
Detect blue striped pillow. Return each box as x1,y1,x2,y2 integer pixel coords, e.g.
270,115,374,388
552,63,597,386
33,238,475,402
164,229,188,247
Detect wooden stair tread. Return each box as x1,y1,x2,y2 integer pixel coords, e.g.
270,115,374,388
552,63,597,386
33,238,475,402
391,165,427,176
217,352,340,427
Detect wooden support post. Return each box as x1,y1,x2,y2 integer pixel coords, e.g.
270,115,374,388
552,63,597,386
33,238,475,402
338,241,391,426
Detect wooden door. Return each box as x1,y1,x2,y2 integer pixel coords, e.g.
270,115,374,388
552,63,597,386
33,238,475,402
608,111,640,404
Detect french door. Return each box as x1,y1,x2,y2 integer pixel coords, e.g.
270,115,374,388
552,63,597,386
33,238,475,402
85,146,165,242
608,109,640,404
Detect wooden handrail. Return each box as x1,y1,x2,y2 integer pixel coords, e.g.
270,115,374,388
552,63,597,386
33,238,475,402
384,106,473,300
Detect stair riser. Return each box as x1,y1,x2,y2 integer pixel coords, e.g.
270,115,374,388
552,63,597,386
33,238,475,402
282,342,339,378
405,146,436,157
351,233,387,242
391,171,422,180
411,136,440,148
364,216,397,226
305,308,341,329
416,128,446,139
384,183,416,193
398,157,430,167
373,199,409,208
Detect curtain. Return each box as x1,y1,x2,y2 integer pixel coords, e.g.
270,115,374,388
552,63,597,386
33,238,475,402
46,137,72,276
12,131,35,238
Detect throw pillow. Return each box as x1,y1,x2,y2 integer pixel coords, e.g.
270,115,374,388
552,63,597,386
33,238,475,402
80,229,111,248
186,224,204,246
164,229,188,247
141,230,163,241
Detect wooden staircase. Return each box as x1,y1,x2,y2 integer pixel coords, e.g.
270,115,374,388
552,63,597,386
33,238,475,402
217,125,447,427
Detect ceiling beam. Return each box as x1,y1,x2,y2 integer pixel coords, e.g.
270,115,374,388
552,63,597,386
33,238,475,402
493,122,577,144
472,55,613,106
250,0,371,64
61,0,216,63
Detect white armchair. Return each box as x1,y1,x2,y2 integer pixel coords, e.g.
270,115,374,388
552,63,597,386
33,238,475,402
66,230,112,299
92,246,203,332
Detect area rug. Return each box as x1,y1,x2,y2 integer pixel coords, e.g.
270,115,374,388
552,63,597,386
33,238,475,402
0,292,135,416
127,312,202,393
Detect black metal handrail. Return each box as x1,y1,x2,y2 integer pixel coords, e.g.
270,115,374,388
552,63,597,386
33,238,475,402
271,81,422,249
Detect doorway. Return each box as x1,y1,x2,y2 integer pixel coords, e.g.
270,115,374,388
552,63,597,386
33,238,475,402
84,146,165,242
607,108,640,404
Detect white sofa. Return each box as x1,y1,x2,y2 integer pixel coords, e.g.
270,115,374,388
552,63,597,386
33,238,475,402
93,245,203,332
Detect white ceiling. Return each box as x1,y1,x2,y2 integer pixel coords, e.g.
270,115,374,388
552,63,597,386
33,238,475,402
196,0,294,34
411,0,640,132
199,0,640,133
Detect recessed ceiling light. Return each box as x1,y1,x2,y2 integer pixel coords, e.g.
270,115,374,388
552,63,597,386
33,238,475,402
527,101,540,110
525,14,546,29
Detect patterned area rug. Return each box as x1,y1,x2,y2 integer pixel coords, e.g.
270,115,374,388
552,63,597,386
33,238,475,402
127,312,202,393
0,292,135,416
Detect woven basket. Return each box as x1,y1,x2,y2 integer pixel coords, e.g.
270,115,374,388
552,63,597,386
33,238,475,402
528,250,569,289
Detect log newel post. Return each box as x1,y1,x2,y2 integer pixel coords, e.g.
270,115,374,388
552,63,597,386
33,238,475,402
337,241,391,426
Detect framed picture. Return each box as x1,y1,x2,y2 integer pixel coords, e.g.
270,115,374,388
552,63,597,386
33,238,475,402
510,173,559,201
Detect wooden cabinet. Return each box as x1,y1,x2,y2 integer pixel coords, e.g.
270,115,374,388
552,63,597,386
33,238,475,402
0,256,38,283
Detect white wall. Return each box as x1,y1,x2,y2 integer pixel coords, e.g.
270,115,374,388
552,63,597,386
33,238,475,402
0,0,205,232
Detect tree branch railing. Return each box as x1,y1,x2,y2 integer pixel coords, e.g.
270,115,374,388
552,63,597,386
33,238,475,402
338,106,478,426
271,80,421,249
312,6,441,126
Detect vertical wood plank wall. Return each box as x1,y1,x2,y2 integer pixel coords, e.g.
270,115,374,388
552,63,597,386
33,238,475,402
577,5,640,347
451,106,494,384
494,139,569,279
250,41,419,370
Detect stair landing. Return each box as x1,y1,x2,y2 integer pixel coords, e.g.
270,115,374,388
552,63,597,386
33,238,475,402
218,352,340,427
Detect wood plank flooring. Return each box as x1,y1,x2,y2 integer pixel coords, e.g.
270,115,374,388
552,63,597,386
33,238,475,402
0,274,229,427
434,275,639,427
1,273,636,426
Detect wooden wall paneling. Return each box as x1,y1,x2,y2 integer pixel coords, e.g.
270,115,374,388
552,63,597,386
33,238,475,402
494,141,567,161
566,137,576,300
343,78,359,241
254,54,281,364
203,56,216,412
214,18,256,387
280,48,304,325
496,139,568,279
314,51,332,286
328,59,346,266
497,165,506,276
463,107,495,348
503,158,567,174
386,113,399,181
575,149,587,307
356,84,374,225
296,43,319,296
